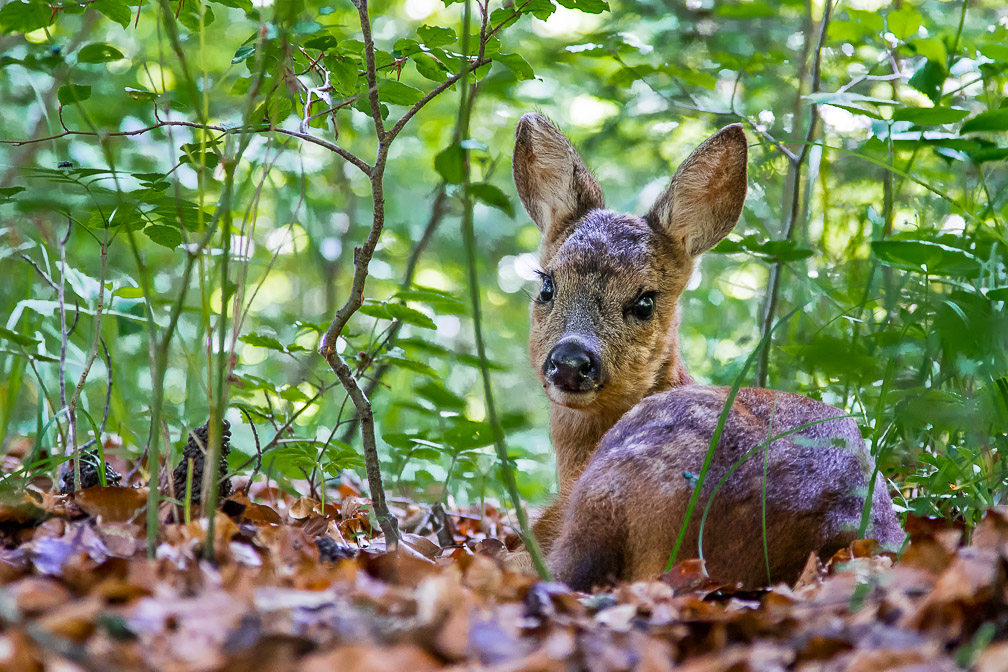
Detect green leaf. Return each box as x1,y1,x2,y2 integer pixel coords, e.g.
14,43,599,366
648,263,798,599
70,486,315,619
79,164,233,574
209,0,253,10
384,303,437,330
986,287,1008,301
891,107,969,126
415,380,466,410
232,44,255,64
383,354,439,378
979,42,1008,63
57,84,92,106
488,7,521,31
77,43,125,64
871,240,980,276
144,224,182,249
555,0,609,14
886,5,922,40
394,287,467,315
91,0,132,28
417,24,455,47
911,37,946,64
0,327,40,348
498,53,534,80
0,186,25,202
908,59,946,104
358,300,392,321
378,79,424,106
961,109,1008,134
0,1,50,34
434,143,465,184
239,332,286,352
125,87,158,101
469,183,514,216
710,235,813,262
525,0,556,21
414,54,448,82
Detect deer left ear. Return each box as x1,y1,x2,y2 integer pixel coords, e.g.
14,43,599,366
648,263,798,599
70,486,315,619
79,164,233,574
513,113,604,243
646,124,748,257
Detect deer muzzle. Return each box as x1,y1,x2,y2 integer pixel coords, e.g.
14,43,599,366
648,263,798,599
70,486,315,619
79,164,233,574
543,337,603,394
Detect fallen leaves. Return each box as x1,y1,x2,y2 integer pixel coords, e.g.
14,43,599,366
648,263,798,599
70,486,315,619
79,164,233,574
0,484,1006,671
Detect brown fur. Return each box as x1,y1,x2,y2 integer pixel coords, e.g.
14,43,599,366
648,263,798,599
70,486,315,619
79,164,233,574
511,113,903,589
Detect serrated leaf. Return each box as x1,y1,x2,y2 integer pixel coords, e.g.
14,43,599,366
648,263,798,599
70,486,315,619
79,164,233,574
378,79,424,106
498,53,534,80
961,109,1008,134
469,183,514,216
417,24,455,47
58,84,92,105
239,332,286,352
525,0,556,21
414,53,448,82
393,37,422,57
891,107,969,126
144,224,182,249
77,43,125,64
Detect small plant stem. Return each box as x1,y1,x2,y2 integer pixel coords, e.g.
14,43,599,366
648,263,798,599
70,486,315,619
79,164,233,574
455,0,549,580
667,305,805,572
185,458,194,526
755,0,834,387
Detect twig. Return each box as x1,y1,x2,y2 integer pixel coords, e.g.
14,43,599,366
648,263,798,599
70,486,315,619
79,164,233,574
241,407,262,496
55,220,81,489
755,0,834,387
66,232,109,455
1,120,372,176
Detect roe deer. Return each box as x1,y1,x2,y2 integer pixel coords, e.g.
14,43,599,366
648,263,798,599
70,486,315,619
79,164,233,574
511,113,903,590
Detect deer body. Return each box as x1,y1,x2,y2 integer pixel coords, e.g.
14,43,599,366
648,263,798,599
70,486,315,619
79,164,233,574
512,113,903,590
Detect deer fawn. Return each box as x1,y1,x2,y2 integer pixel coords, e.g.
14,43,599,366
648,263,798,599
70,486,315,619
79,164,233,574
512,113,903,590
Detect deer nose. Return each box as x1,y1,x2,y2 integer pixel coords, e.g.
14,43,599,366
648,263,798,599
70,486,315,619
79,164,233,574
544,340,601,392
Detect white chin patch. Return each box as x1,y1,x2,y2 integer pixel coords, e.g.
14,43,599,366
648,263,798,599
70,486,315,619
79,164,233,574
546,385,599,408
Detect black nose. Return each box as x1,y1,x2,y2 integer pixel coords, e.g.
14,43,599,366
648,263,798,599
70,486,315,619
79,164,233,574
544,340,601,392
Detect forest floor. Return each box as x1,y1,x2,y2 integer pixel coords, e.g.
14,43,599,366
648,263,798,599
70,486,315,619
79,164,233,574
0,474,1007,672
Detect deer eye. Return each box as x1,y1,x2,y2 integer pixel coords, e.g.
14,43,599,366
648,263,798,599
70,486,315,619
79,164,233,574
537,275,555,303
631,292,656,321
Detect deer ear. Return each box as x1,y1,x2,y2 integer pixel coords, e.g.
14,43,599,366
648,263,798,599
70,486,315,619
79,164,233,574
513,113,604,241
646,124,748,257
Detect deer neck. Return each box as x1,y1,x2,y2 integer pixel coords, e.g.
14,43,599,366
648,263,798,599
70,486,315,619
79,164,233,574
548,327,692,490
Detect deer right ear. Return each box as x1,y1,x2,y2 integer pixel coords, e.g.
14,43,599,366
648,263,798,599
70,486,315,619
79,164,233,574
647,124,748,257
513,113,604,241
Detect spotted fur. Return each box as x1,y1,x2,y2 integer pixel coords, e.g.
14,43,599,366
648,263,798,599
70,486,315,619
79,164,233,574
511,113,903,590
